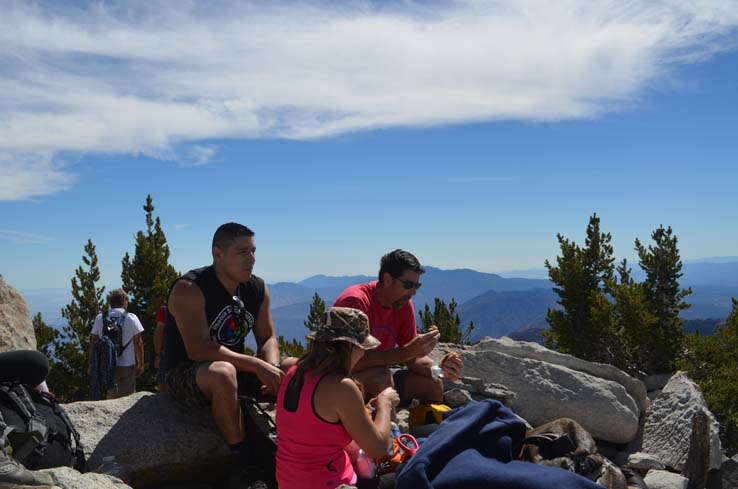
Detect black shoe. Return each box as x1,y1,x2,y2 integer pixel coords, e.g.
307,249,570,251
227,467,273,489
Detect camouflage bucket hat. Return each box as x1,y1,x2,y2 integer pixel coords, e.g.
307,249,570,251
306,307,381,350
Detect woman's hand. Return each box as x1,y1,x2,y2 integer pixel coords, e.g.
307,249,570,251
376,386,400,409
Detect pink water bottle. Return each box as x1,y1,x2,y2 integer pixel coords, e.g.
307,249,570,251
355,449,377,479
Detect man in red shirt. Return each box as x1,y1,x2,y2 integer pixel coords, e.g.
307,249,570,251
334,249,462,402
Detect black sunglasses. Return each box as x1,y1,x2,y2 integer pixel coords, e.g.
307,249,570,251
395,278,422,290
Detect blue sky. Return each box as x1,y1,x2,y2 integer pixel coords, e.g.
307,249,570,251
1,1,738,290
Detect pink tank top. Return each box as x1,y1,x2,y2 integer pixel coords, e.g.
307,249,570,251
276,365,356,489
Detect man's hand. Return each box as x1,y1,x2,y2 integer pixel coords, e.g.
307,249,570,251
255,360,285,395
441,351,463,381
402,330,440,360
135,364,145,377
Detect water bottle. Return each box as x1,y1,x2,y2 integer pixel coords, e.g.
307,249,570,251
355,449,376,479
387,421,401,455
95,456,128,482
390,421,401,439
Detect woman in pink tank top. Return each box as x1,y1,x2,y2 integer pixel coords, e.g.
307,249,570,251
276,307,400,489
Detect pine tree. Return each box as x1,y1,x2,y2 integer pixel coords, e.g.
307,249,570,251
32,312,59,360
679,298,738,452
544,214,615,360
52,240,105,402
635,225,692,373
278,335,306,357
304,293,326,332
608,259,657,373
418,298,474,345
121,195,179,390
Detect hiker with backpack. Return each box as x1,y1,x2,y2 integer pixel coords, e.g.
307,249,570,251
89,289,144,400
276,307,399,489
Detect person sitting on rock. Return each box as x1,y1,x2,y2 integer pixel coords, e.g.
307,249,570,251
333,249,463,403
276,307,399,489
163,222,285,485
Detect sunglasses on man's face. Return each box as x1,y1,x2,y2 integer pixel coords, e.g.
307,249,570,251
395,278,422,290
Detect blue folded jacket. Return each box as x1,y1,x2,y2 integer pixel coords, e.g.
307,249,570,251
397,399,604,489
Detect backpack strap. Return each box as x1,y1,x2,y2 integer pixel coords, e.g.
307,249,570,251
44,392,88,473
115,312,133,355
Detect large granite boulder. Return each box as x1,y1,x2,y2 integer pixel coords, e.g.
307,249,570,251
62,392,232,487
0,274,36,352
468,337,649,413
41,466,132,489
639,371,722,473
441,338,641,443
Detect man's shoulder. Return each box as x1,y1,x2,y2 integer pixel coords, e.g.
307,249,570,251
334,281,375,306
181,265,211,283
245,274,265,289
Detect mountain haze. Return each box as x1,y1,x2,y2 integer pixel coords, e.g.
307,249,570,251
21,259,738,344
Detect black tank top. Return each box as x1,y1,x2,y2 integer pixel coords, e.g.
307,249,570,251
163,265,265,370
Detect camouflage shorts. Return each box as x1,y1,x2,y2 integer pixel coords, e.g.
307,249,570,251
166,362,266,409
166,362,210,409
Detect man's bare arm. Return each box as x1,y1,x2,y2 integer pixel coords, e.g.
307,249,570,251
134,334,144,376
353,330,440,371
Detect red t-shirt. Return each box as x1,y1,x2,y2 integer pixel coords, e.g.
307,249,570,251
333,281,417,350
156,305,166,324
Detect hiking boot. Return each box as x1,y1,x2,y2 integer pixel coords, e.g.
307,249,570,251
0,449,56,488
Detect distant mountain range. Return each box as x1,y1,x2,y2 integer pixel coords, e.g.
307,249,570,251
21,258,738,344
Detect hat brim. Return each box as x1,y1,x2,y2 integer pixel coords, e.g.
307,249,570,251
306,331,381,350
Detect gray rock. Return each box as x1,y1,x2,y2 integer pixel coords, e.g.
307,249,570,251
469,337,649,413
627,451,666,470
643,469,689,489
62,392,231,486
459,347,640,443
42,466,131,489
644,373,673,392
0,274,36,352
715,454,738,488
640,372,722,472
443,388,472,408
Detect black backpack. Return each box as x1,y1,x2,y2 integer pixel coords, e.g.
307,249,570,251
102,311,132,356
0,382,87,472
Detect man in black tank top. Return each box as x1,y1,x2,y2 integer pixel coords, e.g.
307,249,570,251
164,222,285,476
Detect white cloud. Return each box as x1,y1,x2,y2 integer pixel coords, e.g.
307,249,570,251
1,0,737,199
0,152,75,201
0,228,54,244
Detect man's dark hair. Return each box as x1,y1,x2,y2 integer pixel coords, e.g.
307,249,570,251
212,222,255,250
378,249,425,281
108,289,128,309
